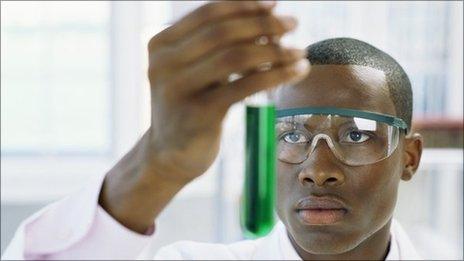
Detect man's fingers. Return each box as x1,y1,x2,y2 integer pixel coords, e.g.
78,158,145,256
174,14,297,65
149,13,296,79
177,43,306,94
148,1,276,50
208,59,311,108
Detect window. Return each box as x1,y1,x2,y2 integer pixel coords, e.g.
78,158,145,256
0,2,169,202
1,1,216,203
1,2,111,155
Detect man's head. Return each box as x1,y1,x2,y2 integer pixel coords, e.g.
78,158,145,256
305,37,413,131
274,38,423,256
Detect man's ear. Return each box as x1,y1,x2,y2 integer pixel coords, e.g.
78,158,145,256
401,132,423,181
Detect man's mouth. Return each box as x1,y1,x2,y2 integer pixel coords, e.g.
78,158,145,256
295,196,348,225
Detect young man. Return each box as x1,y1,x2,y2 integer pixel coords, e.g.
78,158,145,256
3,2,423,260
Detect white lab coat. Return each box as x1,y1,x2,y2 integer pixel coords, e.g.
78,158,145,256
2,173,422,260
153,219,422,260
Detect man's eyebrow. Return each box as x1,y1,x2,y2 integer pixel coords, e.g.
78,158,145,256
275,119,294,126
276,116,306,124
276,117,313,133
276,116,293,123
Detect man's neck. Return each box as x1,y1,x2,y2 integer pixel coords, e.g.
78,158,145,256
288,219,392,260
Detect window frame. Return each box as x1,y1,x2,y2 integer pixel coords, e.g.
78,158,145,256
1,2,148,203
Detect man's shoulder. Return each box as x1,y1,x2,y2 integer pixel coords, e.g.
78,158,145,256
153,238,265,260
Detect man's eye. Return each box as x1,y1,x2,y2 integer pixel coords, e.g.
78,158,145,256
282,132,309,144
342,130,370,143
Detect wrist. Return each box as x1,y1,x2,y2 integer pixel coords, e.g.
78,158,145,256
142,127,195,188
99,129,187,233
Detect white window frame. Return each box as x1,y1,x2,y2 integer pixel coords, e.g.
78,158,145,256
1,1,220,204
1,2,147,204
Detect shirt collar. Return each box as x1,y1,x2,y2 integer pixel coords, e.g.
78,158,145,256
273,219,421,260
276,221,302,260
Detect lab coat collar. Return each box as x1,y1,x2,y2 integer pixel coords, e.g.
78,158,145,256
252,219,421,260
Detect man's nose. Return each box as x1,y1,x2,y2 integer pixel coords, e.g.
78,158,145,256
297,139,345,187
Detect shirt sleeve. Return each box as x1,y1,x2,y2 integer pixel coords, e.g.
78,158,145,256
1,173,155,260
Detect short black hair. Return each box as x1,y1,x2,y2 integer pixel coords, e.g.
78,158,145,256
306,37,413,132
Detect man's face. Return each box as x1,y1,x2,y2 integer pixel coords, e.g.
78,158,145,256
275,65,405,254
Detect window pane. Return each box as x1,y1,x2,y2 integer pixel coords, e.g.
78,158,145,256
1,2,111,154
276,1,462,119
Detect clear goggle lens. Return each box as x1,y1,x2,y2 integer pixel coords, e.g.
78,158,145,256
276,114,401,166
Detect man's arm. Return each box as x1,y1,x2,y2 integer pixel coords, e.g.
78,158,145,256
98,129,186,233
3,2,310,259
98,0,309,234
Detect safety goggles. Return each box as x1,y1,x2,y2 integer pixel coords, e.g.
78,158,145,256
276,107,408,166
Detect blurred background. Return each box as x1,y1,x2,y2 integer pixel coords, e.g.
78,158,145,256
1,1,462,259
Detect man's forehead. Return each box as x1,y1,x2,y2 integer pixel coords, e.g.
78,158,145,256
274,64,396,115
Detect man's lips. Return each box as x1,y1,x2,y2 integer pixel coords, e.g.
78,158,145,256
295,196,348,225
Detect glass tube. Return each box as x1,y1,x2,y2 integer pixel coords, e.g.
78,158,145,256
240,91,277,238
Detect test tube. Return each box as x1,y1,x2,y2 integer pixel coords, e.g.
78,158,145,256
240,91,277,238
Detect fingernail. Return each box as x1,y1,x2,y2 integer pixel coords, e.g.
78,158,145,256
294,59,310,73
279,16,298,30
260,1,276,8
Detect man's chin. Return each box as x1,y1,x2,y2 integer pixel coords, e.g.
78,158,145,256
288,228,362,255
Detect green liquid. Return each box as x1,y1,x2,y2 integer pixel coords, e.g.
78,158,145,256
241,105,277,238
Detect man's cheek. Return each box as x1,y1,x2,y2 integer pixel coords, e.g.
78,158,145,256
276,164,300,216
352,163,399,218
277,163,299,191
357,159,398,193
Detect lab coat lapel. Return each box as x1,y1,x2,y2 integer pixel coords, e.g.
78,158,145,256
251,224,283,259
252,219,421,260
252,221,301,260
387,219,422,260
